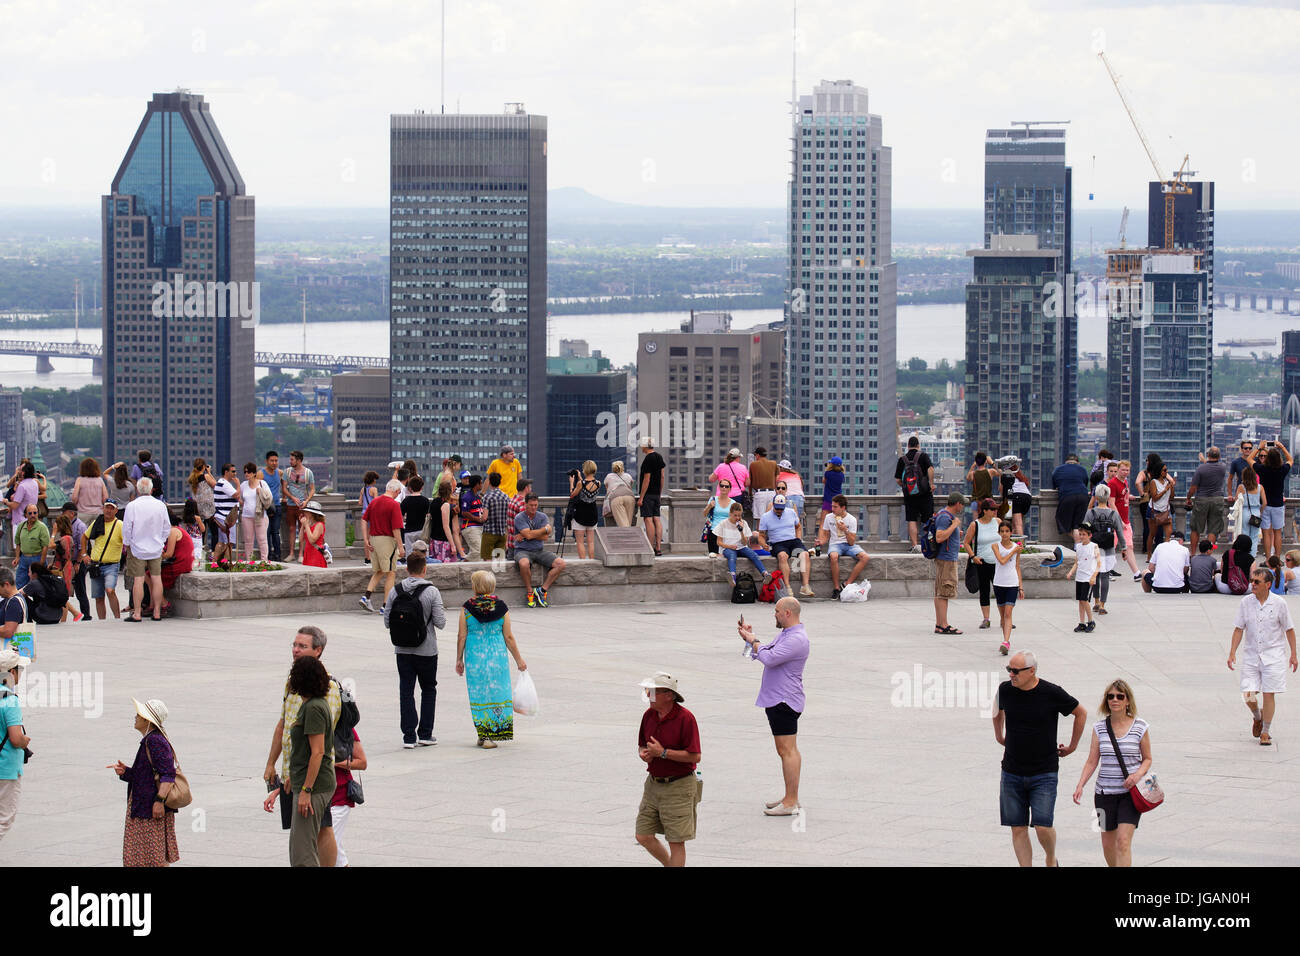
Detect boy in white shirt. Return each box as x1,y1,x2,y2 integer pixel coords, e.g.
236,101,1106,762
1069,522,1100,633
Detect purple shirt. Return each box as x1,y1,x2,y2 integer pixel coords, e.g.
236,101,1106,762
11,478,39,516
752,622,810,711
122,731,176,819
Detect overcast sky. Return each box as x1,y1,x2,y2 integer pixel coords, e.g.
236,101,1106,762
3,0,1298,211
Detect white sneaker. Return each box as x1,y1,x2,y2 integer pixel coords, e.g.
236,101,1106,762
359,595,374,612
417,737,437,747
402,740,417,749
799,586,815,598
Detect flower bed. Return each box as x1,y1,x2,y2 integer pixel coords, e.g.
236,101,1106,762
204,560,285,573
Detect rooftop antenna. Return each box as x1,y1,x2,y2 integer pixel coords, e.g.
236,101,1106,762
440,0,446,114
791,0,797,128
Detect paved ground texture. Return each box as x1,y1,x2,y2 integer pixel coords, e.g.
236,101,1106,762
5,580,1299,867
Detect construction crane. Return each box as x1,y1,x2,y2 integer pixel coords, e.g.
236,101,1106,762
732,394,818,460
1098,51,1193,251
1118,206,1129,249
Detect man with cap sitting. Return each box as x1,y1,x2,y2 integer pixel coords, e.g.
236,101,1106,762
81,499,125,620
758,494,815,598
635,671,702,867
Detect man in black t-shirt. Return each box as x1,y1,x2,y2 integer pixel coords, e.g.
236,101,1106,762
638,439,667,556
894,436,934,552
992,651,1087,867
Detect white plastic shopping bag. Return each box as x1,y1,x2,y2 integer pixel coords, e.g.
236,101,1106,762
513,671,540,716
838,580,871,603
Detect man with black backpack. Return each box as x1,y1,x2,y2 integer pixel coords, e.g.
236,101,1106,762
382,553,446,749
130,450,166,500
895,436,935,553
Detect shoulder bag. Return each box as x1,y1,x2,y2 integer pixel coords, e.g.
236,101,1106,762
1104,717,1164,813
144,734,193,810
723,463,753,515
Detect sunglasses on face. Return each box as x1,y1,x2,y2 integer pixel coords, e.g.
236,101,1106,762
1107,693,1127,701
719,483,730,488
1006,666,1031,675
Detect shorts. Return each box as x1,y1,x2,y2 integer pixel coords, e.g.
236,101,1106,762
1239,657,1288,694
90,564,120,598
635,773,700,843
1262,504,1286,531
933,559,958,598
125,554,162,578
904,493,935,524
765,701,801,736
515,548,557,569
1094,791,1141,832
786,494,805,516
283,503,301,531
1075,581,1092,602
217,520,237,545
480,533,506,561
770,539,807,562
830,542,865,559
1010,492,1032,516
999,770,1058,828
752,490,775,517
994,584,1019,606
571,521,596,531
640,495,662,519
1190,497,1226,536
371,535,398,572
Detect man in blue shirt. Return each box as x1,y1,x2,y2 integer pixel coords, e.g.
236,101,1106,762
259,451,283,561
1051,454,1090,540
758,495,814,598
513,494,566,608
934,492,966,634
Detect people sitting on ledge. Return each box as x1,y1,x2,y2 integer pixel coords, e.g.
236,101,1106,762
1141,531,1190,594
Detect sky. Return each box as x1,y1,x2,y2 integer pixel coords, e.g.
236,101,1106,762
2,0,1299,211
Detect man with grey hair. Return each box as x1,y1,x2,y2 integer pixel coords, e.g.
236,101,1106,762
360,479,405,613
122,476,170,623
738,596,809,816
263,624,341,866
992,651,1087,867
1186,445,1231,554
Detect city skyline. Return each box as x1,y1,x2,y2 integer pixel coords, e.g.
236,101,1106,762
4,1,1299,212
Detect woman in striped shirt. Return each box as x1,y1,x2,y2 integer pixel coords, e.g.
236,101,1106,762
1071,678,1152,867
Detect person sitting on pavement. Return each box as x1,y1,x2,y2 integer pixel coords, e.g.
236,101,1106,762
1141,531,1190,594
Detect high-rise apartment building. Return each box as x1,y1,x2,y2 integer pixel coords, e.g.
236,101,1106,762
102,92,255,499
0,390,21,476
1149,181,1214,409
332,368,391,496
389,107,547,481
638,315,784,490
545,363,628,497
983,126,1074,457
963,236,1063,492
1106,250,1210,493
786,80,896,492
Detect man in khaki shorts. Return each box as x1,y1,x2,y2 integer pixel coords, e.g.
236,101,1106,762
122,477,171,623
635,672,702,867
933,492,966,635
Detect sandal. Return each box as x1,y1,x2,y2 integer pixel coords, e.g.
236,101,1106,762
934,625,963,635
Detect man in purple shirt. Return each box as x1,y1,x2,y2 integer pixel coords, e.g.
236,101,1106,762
738,596,810,817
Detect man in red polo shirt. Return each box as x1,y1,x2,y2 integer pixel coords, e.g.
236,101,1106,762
1107,460,1141,579
360,479,405,612
635,671,702,867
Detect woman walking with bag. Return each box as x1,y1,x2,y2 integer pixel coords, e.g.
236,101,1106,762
604,461,637,527
456,570,527,748
108,698,181,867
1072,679,1152,867
961,497,1000,630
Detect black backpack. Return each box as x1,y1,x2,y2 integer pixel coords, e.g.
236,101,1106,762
387,581,432,648
140,462,164,497
730,571,758,604
1091,512,1116,550
920,514,941,559
902,450,927,496
333,679,361,761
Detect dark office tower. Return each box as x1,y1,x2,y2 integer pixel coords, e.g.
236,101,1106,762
545,364,628,497
102,92,254,501
332,369,392,497
983,126,1073,456
786,80,896,492
390,107,547,482
0,390,21,475
964,237,1063,493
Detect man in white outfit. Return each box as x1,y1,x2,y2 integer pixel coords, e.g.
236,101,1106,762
1228,568,1299,746
122,476,171,622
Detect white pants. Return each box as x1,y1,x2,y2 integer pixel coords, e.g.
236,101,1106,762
332,803,351,867
752,491,775,518
0,776,21,842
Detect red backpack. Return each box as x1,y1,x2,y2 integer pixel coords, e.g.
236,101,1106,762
1223,550,1249,595
758,568,787,603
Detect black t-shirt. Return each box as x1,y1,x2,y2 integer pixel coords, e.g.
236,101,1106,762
997,679,1079,776
894,450,933,495
640,452,666,497
400,494,430,535
1255,462,1292,508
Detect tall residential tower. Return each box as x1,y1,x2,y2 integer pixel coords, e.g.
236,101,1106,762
786,80,896,492
102,92,255,499
389,107,548,478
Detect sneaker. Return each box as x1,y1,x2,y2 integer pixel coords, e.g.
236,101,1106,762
417,737,437,747
832,588,842,600
1073,623,1087,633
909,544,922,554
359,595,374,612
402,740,417,749
1084,621,1096,632
72,611,85,622
1108,570,1121,578
979,620,991,629
1133,573,1142,582
799,586,816,597
1000,641,1010,656
537,588,549,608
526,589,537,608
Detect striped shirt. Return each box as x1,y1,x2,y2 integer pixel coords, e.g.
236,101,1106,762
213,478,239,523
1094,717,1148,795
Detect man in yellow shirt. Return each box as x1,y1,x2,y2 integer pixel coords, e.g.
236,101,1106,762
487,445,523,500
80,499,124,620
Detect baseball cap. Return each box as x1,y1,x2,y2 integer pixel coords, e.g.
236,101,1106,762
947,491,968,506
778,459,792,469
772,494,787,508
459,470,471,479
830,456,843,466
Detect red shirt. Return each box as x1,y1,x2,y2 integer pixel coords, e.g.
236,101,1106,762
1107,477,1130,523
364,494,403,538
638,703,701,779
505,494,527,551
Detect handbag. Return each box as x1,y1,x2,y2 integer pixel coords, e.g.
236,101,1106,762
964,558,980,593
344,735,364,804
144,734,193,810
1104,717,1163,813
1246,494,1261,528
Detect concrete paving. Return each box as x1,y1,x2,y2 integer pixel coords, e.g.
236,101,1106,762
4,580,1299,867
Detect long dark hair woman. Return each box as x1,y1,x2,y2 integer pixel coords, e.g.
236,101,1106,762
271,656,335,868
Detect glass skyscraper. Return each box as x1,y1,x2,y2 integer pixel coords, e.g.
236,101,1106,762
102,92,255,500
389,108,547,479
786,80,896,493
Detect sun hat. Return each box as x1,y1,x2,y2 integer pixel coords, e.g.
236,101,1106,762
638,671,684,703
778,459,792,469
302,501,324,517
0,648,30,674
132,697,169,729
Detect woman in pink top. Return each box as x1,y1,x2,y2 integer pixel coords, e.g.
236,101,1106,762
71,457,108,525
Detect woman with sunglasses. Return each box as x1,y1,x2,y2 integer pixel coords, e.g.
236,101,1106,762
1071,679,1151,867
702,480,735,557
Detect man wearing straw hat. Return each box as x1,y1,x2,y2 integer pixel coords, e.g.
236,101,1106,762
0,644,31,842
634,671,702,867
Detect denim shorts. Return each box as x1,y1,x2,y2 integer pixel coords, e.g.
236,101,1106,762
830,542,865,559
999,770,1058,828
89,564,120,598
1262,504,1287,531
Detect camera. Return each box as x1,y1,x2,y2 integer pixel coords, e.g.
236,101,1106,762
567,468,581,480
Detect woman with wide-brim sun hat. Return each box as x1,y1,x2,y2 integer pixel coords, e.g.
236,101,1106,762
108,697,180,867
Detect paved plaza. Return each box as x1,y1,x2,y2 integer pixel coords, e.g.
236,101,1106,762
5,583,1300,867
